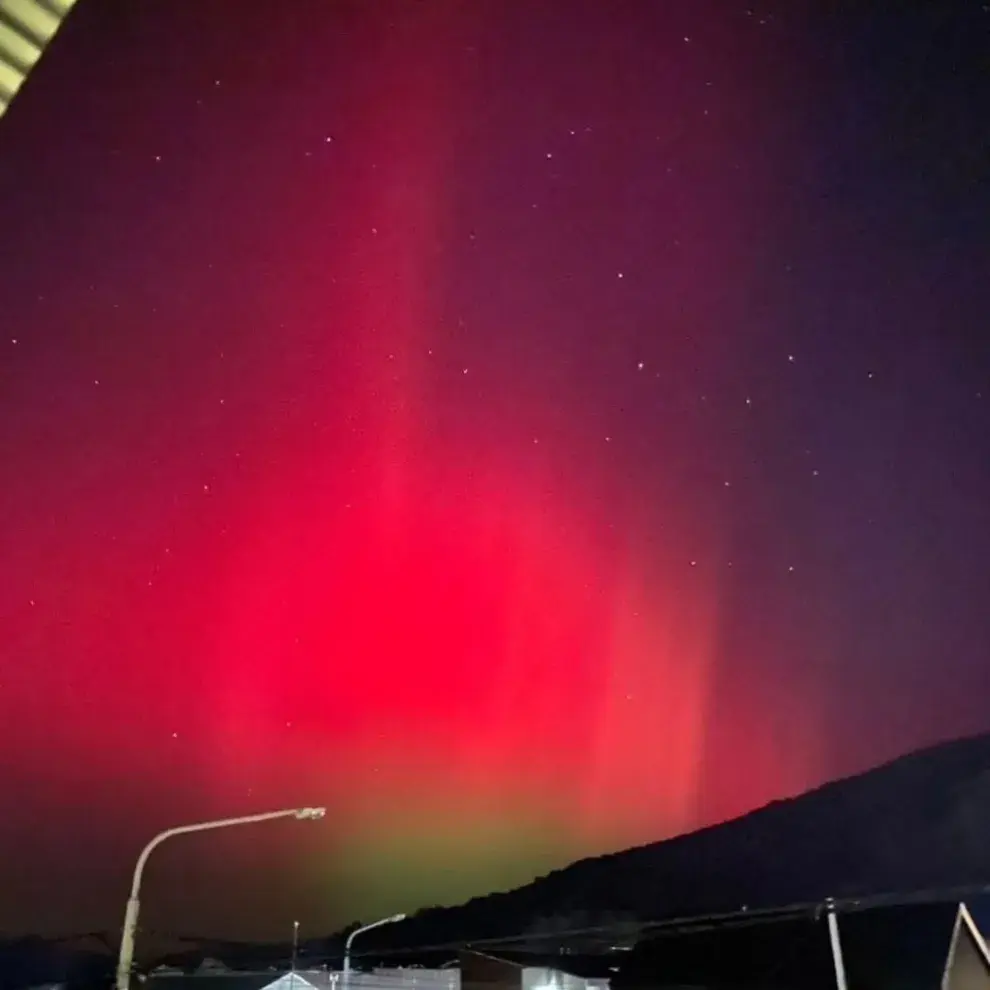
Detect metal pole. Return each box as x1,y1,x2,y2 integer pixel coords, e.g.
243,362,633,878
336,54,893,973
343,914,407,990
290,920,300,990
114,808,325,990
825,898,848,990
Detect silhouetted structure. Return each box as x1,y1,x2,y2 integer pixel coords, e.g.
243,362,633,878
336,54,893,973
460,951,613,990
365,734,990,950
614,900,990,990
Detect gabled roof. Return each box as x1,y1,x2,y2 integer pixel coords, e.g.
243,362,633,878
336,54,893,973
146,970,332,990
945,904,990,988
257,974,325,990
615,900,990,990
196,959,232,974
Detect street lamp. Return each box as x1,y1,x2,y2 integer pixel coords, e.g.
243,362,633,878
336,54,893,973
343,913,407,986
115,807,326,990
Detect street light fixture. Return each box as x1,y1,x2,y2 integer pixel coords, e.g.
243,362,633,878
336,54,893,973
343,913,407,987
114,807,326,990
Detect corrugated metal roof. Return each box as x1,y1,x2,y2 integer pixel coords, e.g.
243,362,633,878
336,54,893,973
0,0,80,120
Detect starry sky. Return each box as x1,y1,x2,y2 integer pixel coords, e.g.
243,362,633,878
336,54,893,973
1,0,989,944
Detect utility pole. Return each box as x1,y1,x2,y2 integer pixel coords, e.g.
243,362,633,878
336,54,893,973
343,914,407,990
825,898,848,990
290,920,300,990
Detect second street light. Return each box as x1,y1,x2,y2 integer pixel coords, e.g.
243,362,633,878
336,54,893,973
115,807,326,990
343,913,407,988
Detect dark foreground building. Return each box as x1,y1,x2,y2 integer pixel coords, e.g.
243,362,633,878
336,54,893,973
613,901,990,990
460,950,614,990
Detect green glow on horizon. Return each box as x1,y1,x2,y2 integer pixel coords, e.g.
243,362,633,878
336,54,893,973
330,806,586,920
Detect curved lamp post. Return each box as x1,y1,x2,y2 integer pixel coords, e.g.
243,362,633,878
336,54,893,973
115,807,326,990
343,913,407,987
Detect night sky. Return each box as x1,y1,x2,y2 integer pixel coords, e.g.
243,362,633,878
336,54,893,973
2,0,989,943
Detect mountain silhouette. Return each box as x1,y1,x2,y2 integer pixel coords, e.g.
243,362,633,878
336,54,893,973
363,732,990,953
7,732,990,987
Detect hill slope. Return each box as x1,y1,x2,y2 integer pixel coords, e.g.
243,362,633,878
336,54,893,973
372,732,990,950
15,732,990,984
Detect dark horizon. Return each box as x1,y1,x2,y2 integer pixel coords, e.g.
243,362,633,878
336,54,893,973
1,0,988,941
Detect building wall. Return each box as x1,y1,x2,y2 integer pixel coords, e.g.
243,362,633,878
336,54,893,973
360,971,460,990
460,953,522,990
521,968,607,990
281,970,460,990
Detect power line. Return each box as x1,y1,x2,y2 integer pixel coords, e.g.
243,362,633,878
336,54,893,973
140,881,990,968
341,881,990,959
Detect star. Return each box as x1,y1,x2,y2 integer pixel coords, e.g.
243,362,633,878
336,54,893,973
1,0,985,942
